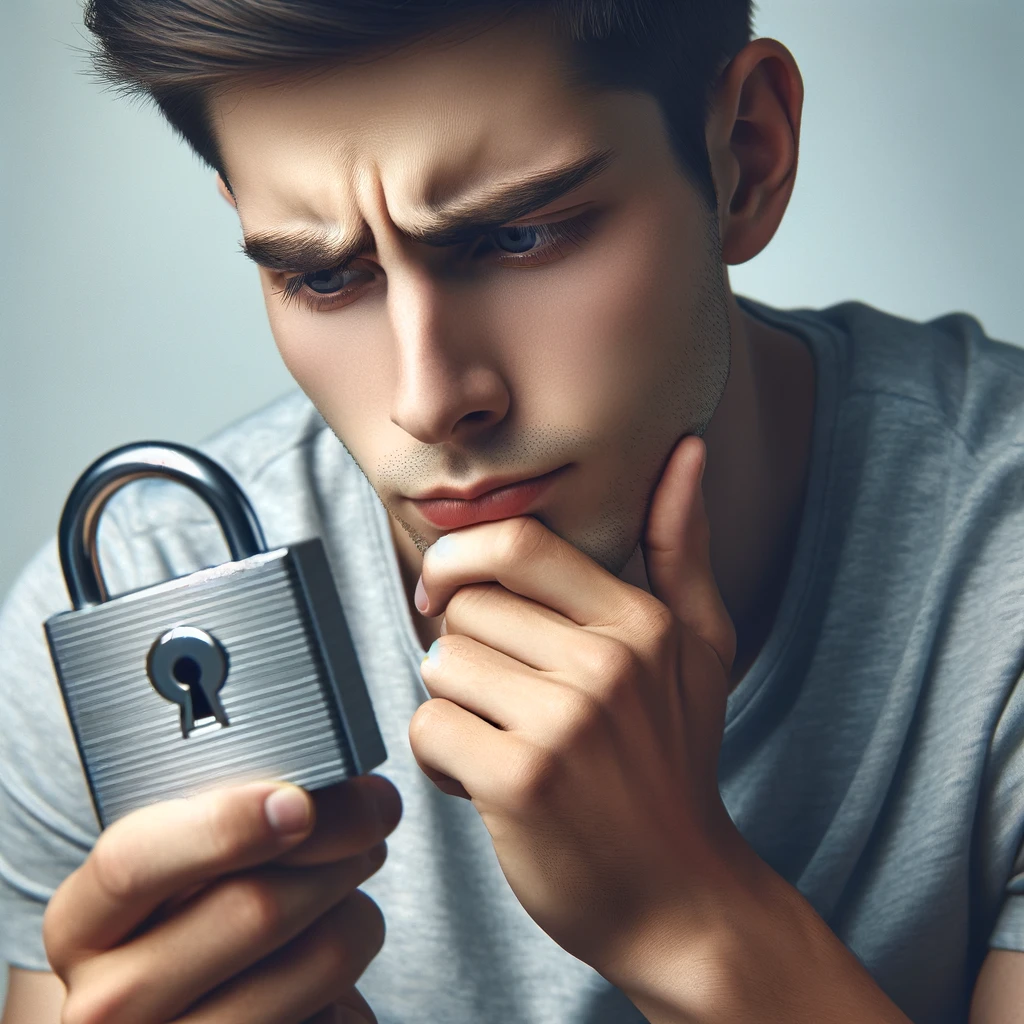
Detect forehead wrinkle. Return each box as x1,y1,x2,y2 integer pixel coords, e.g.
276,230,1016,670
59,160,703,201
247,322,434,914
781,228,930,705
241,146,616,272
416,144,615,230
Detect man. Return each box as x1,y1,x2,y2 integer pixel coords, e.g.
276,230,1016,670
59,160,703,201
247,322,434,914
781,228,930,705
0,1,1021,1021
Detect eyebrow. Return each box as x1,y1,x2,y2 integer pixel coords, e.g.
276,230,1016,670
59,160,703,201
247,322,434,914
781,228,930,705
240,146,615,273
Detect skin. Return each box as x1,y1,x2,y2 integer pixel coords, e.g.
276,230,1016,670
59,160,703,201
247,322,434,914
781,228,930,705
37,778,400,1024
207,9,816,682
9,7,1022,1024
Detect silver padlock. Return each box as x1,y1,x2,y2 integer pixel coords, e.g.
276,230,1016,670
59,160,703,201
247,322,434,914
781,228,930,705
44,441,386,829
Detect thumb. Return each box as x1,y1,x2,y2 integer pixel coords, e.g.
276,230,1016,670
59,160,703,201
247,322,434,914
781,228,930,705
641,435,736,673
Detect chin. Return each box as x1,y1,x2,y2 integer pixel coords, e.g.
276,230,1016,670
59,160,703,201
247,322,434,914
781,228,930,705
536,508,643,578
570,532,641,577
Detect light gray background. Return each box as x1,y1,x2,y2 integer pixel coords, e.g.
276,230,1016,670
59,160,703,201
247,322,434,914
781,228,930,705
1,0,1021,1004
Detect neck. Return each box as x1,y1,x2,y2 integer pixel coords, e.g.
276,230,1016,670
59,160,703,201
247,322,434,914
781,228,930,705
389,287,816,682
702,288,816,685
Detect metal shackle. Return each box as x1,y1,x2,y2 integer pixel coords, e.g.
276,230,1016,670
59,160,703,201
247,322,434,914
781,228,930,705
57,441,268,610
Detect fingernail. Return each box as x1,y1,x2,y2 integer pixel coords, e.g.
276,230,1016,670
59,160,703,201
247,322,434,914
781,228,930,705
264,786,311,835
431,533,456,560
439,616,447,636
421,639,442,669
414,575,428,613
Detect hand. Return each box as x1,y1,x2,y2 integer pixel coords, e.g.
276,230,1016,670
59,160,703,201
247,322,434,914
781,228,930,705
410,435,747,983
43,774,402,1024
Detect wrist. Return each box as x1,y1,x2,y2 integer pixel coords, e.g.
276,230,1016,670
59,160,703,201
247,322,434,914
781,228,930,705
606,829,912,1024
598,813,769,1017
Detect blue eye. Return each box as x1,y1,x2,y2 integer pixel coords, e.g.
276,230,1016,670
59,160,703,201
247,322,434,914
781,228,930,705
307,267,349,294
280,211,598,314
492,225,538,254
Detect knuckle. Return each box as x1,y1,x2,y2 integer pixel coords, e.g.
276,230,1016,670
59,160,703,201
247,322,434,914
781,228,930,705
584,636,637,689
89,829,144,903
504,745,560,811
444,582,496,629
408,697,450,744
311,900,384,999
616,596,676,661
443,587,470,625
61,992,99,1024
495,516,544,571
61,976,138,1024
316,922,354,979
602,668,637,714
644,599,677,646
43,884,76,972
317,917,360,982
433,630,477,665
337,845,386,893
59,993,88,1024
221,876,284,943
558,685,600,734
341,889,387,956
363,840,388,876
41,918,61,972
556,687,612,750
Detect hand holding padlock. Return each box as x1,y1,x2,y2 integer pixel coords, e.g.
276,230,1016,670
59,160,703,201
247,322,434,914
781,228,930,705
43,774,400,1024
44,441,387,828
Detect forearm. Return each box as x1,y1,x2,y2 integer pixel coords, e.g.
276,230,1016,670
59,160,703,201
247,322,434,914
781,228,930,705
611,847,914,1024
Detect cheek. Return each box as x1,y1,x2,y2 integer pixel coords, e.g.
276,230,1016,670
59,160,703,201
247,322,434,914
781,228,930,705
262,281,396,448
495,205,701,431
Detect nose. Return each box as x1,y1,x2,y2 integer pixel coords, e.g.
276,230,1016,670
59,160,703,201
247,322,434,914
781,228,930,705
387,267,510,445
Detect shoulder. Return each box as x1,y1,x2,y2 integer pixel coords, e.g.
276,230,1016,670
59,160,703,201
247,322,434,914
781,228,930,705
800,303,1024,694
814,301,1024,455
204,387,330,475
746,298,1024,670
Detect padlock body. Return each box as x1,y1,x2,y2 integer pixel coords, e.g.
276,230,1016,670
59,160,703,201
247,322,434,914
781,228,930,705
45,539,386,828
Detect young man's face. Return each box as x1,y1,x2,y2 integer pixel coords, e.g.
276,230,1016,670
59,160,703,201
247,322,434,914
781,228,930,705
210,10,732,575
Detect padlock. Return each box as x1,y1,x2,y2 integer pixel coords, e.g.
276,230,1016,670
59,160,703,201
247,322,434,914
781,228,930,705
44,441,386,829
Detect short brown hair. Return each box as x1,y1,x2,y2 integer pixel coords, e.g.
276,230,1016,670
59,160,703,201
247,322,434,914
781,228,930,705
83,0,755,208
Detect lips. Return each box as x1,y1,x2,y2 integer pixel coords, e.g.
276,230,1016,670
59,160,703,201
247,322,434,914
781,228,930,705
409,466,568,530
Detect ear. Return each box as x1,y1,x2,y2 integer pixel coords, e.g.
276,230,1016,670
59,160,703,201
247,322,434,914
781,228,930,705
705,38,804,266
215,173,237,209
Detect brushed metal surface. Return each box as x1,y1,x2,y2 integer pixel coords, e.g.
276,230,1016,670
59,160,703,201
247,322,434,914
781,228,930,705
45,548,373,826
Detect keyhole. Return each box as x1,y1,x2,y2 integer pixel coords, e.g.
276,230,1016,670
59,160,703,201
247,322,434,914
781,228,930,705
148,626,231,738
172,656,215,721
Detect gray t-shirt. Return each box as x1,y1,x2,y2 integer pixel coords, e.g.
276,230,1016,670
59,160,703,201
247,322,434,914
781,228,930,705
2,296,1023,1024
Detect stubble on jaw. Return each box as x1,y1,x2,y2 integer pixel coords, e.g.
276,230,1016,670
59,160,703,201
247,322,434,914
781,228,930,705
570,238,732,576
388,507,431,555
